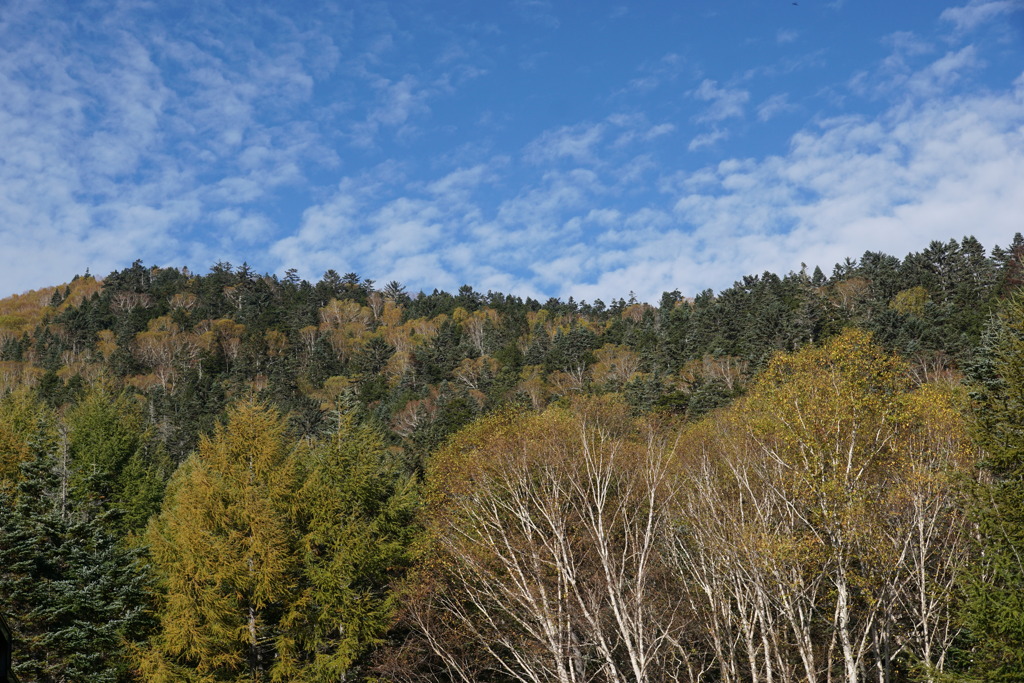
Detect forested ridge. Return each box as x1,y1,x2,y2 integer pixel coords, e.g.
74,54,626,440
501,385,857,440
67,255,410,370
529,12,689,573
2,234,1024,682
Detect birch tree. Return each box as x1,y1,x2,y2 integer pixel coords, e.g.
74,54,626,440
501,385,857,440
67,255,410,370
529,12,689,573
671,330,975,683
409,398,700,683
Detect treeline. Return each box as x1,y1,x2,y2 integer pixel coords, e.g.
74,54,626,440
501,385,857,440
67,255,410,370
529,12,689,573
0,234,1023,680
1,234,1019,464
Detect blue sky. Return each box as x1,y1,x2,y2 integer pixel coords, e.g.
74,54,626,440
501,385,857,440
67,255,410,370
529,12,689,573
1,0,1023,302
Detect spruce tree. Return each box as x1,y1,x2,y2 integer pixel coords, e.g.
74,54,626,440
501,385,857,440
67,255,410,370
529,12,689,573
0,452,152,682
960,290,1024,681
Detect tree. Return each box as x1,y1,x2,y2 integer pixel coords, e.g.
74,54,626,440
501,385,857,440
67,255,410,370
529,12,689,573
66,386,166,527
281,412,418,680
0,388,54,490
404,398,699,683
672,329,975,683
142,402,417,681
141,402,301,682
0,451,152,682
959,290,1024,681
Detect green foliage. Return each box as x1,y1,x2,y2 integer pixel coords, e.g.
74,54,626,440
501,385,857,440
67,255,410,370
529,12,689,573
143,401,301,681
0,452,153,682
0,389,55,489
0,236,1019,679
66,386,170,533
959,291,1024,681
143,402,418,682
284,412,419,680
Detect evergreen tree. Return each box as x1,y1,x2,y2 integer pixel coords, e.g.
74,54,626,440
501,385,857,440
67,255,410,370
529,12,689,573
960,290,1024,681
63,386,171,533
0,452,152,682
282,412,418,679
0,389,55,489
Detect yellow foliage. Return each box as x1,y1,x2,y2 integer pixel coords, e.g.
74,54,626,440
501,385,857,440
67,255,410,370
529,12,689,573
264,329,288,357
379,301,404,328
676,327,977,596
0,361,42,395
0,274,101,335
96,329,118,361
0,389,50,488
889,286,930,317
622,302,652,322
590,343,641,387
145,402,302,678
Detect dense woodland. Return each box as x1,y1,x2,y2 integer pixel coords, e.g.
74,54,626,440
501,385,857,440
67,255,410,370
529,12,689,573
2,234,1024,681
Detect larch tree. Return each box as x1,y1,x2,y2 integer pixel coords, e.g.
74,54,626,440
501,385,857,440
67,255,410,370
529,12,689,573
0,388,54,490
66,385,170,533
141,401,302,682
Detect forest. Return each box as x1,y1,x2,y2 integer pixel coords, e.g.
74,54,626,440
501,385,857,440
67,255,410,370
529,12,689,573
2,234,1024,682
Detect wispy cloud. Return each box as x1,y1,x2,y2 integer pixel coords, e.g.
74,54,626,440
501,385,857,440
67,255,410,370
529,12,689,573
275,56,1024,302
688,129,729,151
757,94,797,121
852,43,983,99
691,79,750,122
513,0,561,29
2,0,1022,309
777,29,799,44
349,74,433,148
940,0,1024,32
616,53,689,96
524,123,607,164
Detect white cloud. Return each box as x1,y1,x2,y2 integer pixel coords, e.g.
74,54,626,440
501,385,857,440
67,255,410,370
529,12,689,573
311,64,1023,302
3,0,1023,311
852,42,983,100
350,74,435,148
757,93,797,121
513,0,560,29
425,163,498,200
0,0,337,293
607,114,675,148
906,46,982,95
940,0,1024,32
692,79,750,122
688,128,728,151
524,123,607,164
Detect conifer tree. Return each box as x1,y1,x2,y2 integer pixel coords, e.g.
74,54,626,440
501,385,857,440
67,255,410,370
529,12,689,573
0,388,55,490
66,386,171,532
281,412,418,679
960,290,1024,681
0,451,152,682
142,401,302,682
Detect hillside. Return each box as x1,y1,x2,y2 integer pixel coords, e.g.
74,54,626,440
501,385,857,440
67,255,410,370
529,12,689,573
1,235,1018,464
1,233,1024,681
